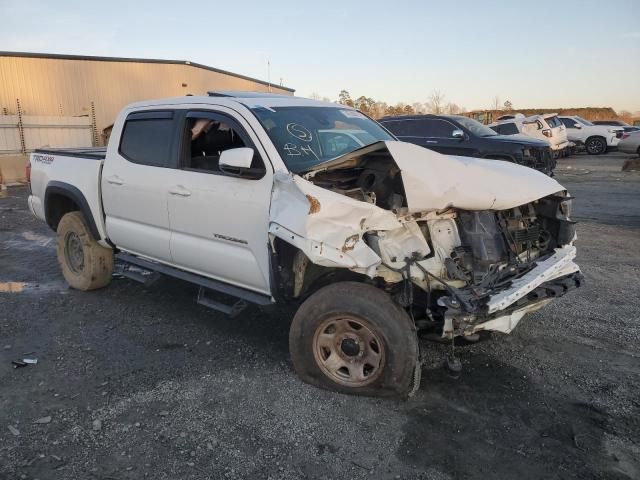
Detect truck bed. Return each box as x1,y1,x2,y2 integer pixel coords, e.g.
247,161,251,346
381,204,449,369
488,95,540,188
34,147,107,160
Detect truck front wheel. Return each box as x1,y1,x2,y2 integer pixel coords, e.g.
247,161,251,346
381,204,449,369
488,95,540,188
56,211,113,291
289,282,419,397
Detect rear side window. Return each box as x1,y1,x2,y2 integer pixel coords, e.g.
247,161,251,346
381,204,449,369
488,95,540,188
560,118,576,128
119,111,175,167
546,116,561,128
493,122,519,135
382,118,456,138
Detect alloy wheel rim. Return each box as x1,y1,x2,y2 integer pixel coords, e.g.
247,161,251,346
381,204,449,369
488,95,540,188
587,139,603,154
312,315,385,387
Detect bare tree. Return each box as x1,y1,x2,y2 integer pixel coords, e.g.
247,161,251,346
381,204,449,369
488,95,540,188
492,96,501,111
446,102,462,115
412,102,426,114
426,90,445,114
309,92,321,100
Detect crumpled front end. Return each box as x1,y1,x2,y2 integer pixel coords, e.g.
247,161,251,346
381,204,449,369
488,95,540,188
269,141,582,338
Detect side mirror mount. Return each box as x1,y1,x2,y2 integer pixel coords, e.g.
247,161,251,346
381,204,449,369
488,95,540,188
452,129,465,140
218,148,264,179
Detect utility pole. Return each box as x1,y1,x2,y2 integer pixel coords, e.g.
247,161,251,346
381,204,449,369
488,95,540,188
267,59,271,92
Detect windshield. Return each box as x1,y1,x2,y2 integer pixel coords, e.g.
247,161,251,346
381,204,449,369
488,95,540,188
575,116,594,126
452,116,498,137
249,106,394,172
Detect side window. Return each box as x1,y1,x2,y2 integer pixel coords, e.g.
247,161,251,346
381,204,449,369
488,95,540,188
119,111,175,167
423,119,457,137
380,120,411,137
560,118,575,128
494,123,518,135
380,118,456,138
182,113,264,173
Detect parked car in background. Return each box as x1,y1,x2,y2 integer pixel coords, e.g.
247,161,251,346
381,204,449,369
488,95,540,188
379,114,555,175
618,131,640,155
558,115,623,155
489,113,570,157
592,120,640,133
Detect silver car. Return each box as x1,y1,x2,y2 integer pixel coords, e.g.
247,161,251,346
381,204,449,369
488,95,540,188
618,131,640,155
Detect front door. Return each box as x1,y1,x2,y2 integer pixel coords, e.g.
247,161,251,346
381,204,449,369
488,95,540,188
166,108,273,294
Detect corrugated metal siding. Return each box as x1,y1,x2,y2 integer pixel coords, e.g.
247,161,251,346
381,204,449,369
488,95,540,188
0,56,292,143
0,114,93,153
22,115,92,150
0,115,21,154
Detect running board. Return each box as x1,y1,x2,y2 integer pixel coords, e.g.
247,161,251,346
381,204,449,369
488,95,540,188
116,253,273,312
117,266,160,286
197,287,248,317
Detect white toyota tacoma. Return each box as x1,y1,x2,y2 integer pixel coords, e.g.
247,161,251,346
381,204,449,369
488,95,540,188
27,92,583,397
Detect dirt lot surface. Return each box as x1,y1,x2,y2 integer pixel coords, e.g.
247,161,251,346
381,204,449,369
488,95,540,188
1,152,639,480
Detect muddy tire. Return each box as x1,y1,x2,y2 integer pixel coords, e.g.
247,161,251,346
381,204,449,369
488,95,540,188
289,282,419,397
585,136,606,155
56,211,113,291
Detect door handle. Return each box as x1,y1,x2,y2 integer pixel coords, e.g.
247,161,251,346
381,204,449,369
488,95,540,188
106,175,124,186
169,185,191,197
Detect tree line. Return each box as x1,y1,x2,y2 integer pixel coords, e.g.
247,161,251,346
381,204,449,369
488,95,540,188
310,90,466,119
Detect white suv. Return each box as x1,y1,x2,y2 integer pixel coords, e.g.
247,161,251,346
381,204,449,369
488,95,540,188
558,115,623,155
490,113,570,156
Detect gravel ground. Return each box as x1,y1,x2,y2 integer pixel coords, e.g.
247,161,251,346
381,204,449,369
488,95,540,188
1,152,639,479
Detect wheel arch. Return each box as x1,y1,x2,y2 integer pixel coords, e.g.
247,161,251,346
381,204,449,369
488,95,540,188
270,236,373,304
44,181,101,240
585,135,607,145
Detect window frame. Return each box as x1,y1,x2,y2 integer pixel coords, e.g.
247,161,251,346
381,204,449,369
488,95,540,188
177,110,266,179
118,110,179,168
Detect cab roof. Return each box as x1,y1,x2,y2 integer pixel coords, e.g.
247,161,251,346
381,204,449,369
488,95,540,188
124,92,345,111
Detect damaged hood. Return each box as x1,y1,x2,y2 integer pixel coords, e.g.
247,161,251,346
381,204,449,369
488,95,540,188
307,141,565,212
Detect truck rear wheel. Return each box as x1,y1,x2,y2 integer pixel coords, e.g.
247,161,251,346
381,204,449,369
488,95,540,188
289,282,419,397
56,211,113,291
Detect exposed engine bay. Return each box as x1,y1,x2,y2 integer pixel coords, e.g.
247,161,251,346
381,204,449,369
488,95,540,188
269,141,582,338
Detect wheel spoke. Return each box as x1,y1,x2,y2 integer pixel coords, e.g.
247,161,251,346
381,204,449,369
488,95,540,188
316,332,335,350
363,348,381,367
323,352,347,372
349,363,367,382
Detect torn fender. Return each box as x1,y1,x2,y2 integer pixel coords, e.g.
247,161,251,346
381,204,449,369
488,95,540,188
269,172,429,275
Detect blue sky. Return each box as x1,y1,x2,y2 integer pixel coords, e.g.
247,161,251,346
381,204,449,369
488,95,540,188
1,0,639,112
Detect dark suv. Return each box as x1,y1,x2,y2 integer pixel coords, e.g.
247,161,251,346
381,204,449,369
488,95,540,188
379,114,555,175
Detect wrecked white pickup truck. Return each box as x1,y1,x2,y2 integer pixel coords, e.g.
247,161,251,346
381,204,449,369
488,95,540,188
27,92,582,397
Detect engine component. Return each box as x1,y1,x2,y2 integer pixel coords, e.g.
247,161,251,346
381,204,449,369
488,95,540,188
456,211,507,283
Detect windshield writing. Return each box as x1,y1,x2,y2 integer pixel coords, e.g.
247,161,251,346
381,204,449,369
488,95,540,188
250,106,394,172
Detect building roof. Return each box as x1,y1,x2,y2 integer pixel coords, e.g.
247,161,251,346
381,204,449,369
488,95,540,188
0,51,295,93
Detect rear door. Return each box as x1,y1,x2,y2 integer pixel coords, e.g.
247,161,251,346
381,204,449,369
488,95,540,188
166,108,273,294
101,110,179,262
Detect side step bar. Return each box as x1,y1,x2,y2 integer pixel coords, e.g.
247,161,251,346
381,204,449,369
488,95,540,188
116,253,273,315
